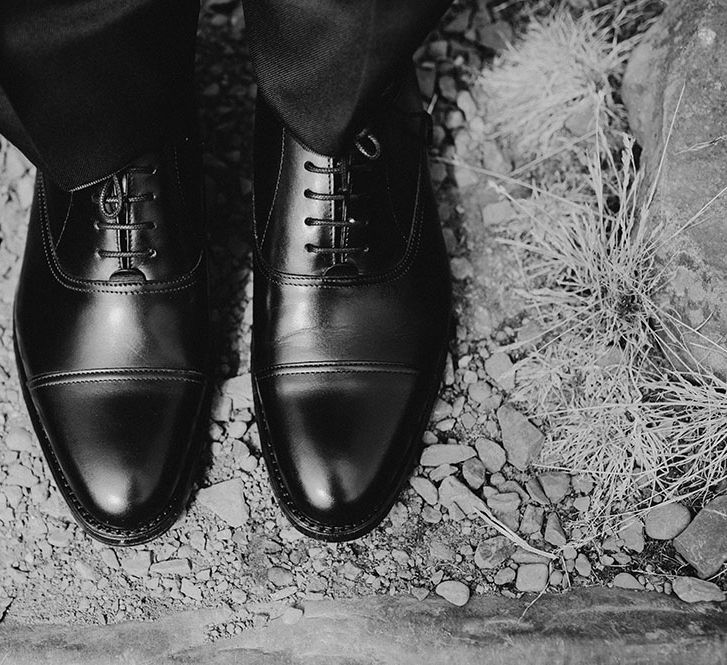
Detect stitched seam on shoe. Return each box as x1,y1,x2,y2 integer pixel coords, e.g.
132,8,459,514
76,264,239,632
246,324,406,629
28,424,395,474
255,360,417,375
39,174,203,294
257,368,419,381
252,130,425,288
53,190,74,251
28,369,205,390
258,129,286,250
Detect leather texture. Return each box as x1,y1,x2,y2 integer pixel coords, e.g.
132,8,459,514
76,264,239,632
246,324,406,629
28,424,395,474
13,138,209,546
252,73,452,541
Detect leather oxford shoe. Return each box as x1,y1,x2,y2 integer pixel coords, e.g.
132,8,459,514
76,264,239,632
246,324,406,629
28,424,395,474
251,72,452,541
14,137,209,545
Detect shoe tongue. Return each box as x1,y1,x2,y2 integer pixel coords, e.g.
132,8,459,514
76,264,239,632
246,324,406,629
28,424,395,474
323,262,359,278
108,268,146,284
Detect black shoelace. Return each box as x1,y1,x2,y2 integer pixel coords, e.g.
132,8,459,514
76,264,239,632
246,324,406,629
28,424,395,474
94,167,157,261
302,129,381,259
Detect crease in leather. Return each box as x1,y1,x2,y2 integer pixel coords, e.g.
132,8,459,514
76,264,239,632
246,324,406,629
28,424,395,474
38,173,204,294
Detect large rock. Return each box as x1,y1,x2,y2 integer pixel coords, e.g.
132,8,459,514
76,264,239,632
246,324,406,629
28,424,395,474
623,1,727,375
673,495,727,578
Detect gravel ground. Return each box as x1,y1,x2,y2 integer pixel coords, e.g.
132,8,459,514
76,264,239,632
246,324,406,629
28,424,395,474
0,0,724,631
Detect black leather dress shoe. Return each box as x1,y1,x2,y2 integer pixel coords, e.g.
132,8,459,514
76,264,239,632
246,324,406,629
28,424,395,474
251,73,452,541
14,138,209,546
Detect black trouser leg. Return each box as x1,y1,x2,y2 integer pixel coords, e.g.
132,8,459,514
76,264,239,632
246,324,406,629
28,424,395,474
243,0,452,156
0,0,199,190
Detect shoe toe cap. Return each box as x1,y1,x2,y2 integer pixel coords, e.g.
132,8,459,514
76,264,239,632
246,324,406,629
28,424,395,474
256,365,423,539
29,371,205,541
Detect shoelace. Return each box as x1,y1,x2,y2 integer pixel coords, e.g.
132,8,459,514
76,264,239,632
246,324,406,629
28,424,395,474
94,167,157,261
302,129,381,258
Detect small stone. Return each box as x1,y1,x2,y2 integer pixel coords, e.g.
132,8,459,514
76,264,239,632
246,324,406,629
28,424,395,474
525,478,550,505
468,382,493,405
197,478,249,527
409,476,438,505
150,558,192,576
487,492,521,515
474,535,515,569
612,573,643,590
342,562,362,580
645,502,692,540
47,526,73,548
575,554,592,577
562,545,577,560
422,430,439,445
673,496,727,578
5,427,34,452
573,496,591,513
421,505,442,524
268,566,294,587
672,576,726,603
510,548,552,566
439,476,487,515
549,570,564,587
619,519,645,554
181,579,203,600
450,257,474,281
462,457,487,490
220,373,254,410
478,21,513,51
456,90,478,119
121,551,152,577
474,437,506,473
544,513,567,547
484,352,514,391
74,560,97,581
430,541,455,562
572,474,594,494
100,549,120,569
411,587,430,601
436,418,455,432
483,200,517,226
519,505,544,535
497,405,545,471
420,444,475,466
281,607,304,625
493,568,516,585
538,473,570,504
435,580,470,606
515,563,548,592
210,393,233,421
429,464,456,482
5,462,37,487
438,75,458,102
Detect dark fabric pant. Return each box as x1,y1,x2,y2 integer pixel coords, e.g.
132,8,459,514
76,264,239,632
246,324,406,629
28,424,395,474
0,0,451,191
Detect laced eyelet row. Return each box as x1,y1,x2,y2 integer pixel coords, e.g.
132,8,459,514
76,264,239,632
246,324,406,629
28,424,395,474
302,129,380,259
94,166,158,263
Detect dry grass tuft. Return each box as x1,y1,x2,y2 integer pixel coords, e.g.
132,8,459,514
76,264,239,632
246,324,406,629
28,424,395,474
460,3,727,535
476,8,636,163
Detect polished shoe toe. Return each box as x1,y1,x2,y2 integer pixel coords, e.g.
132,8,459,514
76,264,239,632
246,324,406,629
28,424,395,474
27,370,205,544
255,364,425,540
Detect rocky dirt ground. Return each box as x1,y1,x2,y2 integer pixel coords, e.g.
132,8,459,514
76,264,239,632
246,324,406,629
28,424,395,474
0,0,725,632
